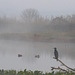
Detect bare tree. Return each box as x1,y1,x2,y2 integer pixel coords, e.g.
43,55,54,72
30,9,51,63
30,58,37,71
21,8,40,23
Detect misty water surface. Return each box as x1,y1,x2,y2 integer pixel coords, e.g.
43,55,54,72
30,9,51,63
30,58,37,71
0,38,75,72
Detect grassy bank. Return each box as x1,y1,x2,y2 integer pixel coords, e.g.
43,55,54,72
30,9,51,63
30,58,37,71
0,69,75,75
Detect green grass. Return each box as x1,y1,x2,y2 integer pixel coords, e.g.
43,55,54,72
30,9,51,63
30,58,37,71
0,69,75,75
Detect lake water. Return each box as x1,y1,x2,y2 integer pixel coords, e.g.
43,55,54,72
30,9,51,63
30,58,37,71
0,39,75,72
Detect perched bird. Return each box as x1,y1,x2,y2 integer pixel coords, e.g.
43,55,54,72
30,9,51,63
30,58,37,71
54,47,58,61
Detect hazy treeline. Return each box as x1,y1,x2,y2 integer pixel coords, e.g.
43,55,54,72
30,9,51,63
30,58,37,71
0,9,75,32
0,11,75,26
0,9,75,42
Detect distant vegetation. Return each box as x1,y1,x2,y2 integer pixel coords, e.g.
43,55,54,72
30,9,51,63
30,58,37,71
0,9,75,42
0,69,75,75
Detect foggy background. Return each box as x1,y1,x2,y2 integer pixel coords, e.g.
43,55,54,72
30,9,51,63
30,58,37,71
0,0,75,17
0,0,75,72
0,9,75,61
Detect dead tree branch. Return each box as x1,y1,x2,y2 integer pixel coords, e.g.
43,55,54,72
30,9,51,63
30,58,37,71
51,67,68,72
53,57,75,71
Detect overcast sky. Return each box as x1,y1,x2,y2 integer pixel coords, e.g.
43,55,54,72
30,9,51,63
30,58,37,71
0,0,75,17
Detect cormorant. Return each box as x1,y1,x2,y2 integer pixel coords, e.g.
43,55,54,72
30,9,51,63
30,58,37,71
54,47,58,61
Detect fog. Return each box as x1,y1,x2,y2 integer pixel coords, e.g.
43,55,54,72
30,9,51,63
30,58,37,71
0,0,75,17
0,13,75,71
0,0,75,72
0,14,75,56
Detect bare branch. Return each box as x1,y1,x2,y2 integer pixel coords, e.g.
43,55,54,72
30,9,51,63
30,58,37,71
51,67,68,72
53,57,75,71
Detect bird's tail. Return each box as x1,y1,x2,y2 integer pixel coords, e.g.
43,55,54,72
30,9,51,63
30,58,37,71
55,57,58,61
56,59,58,61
